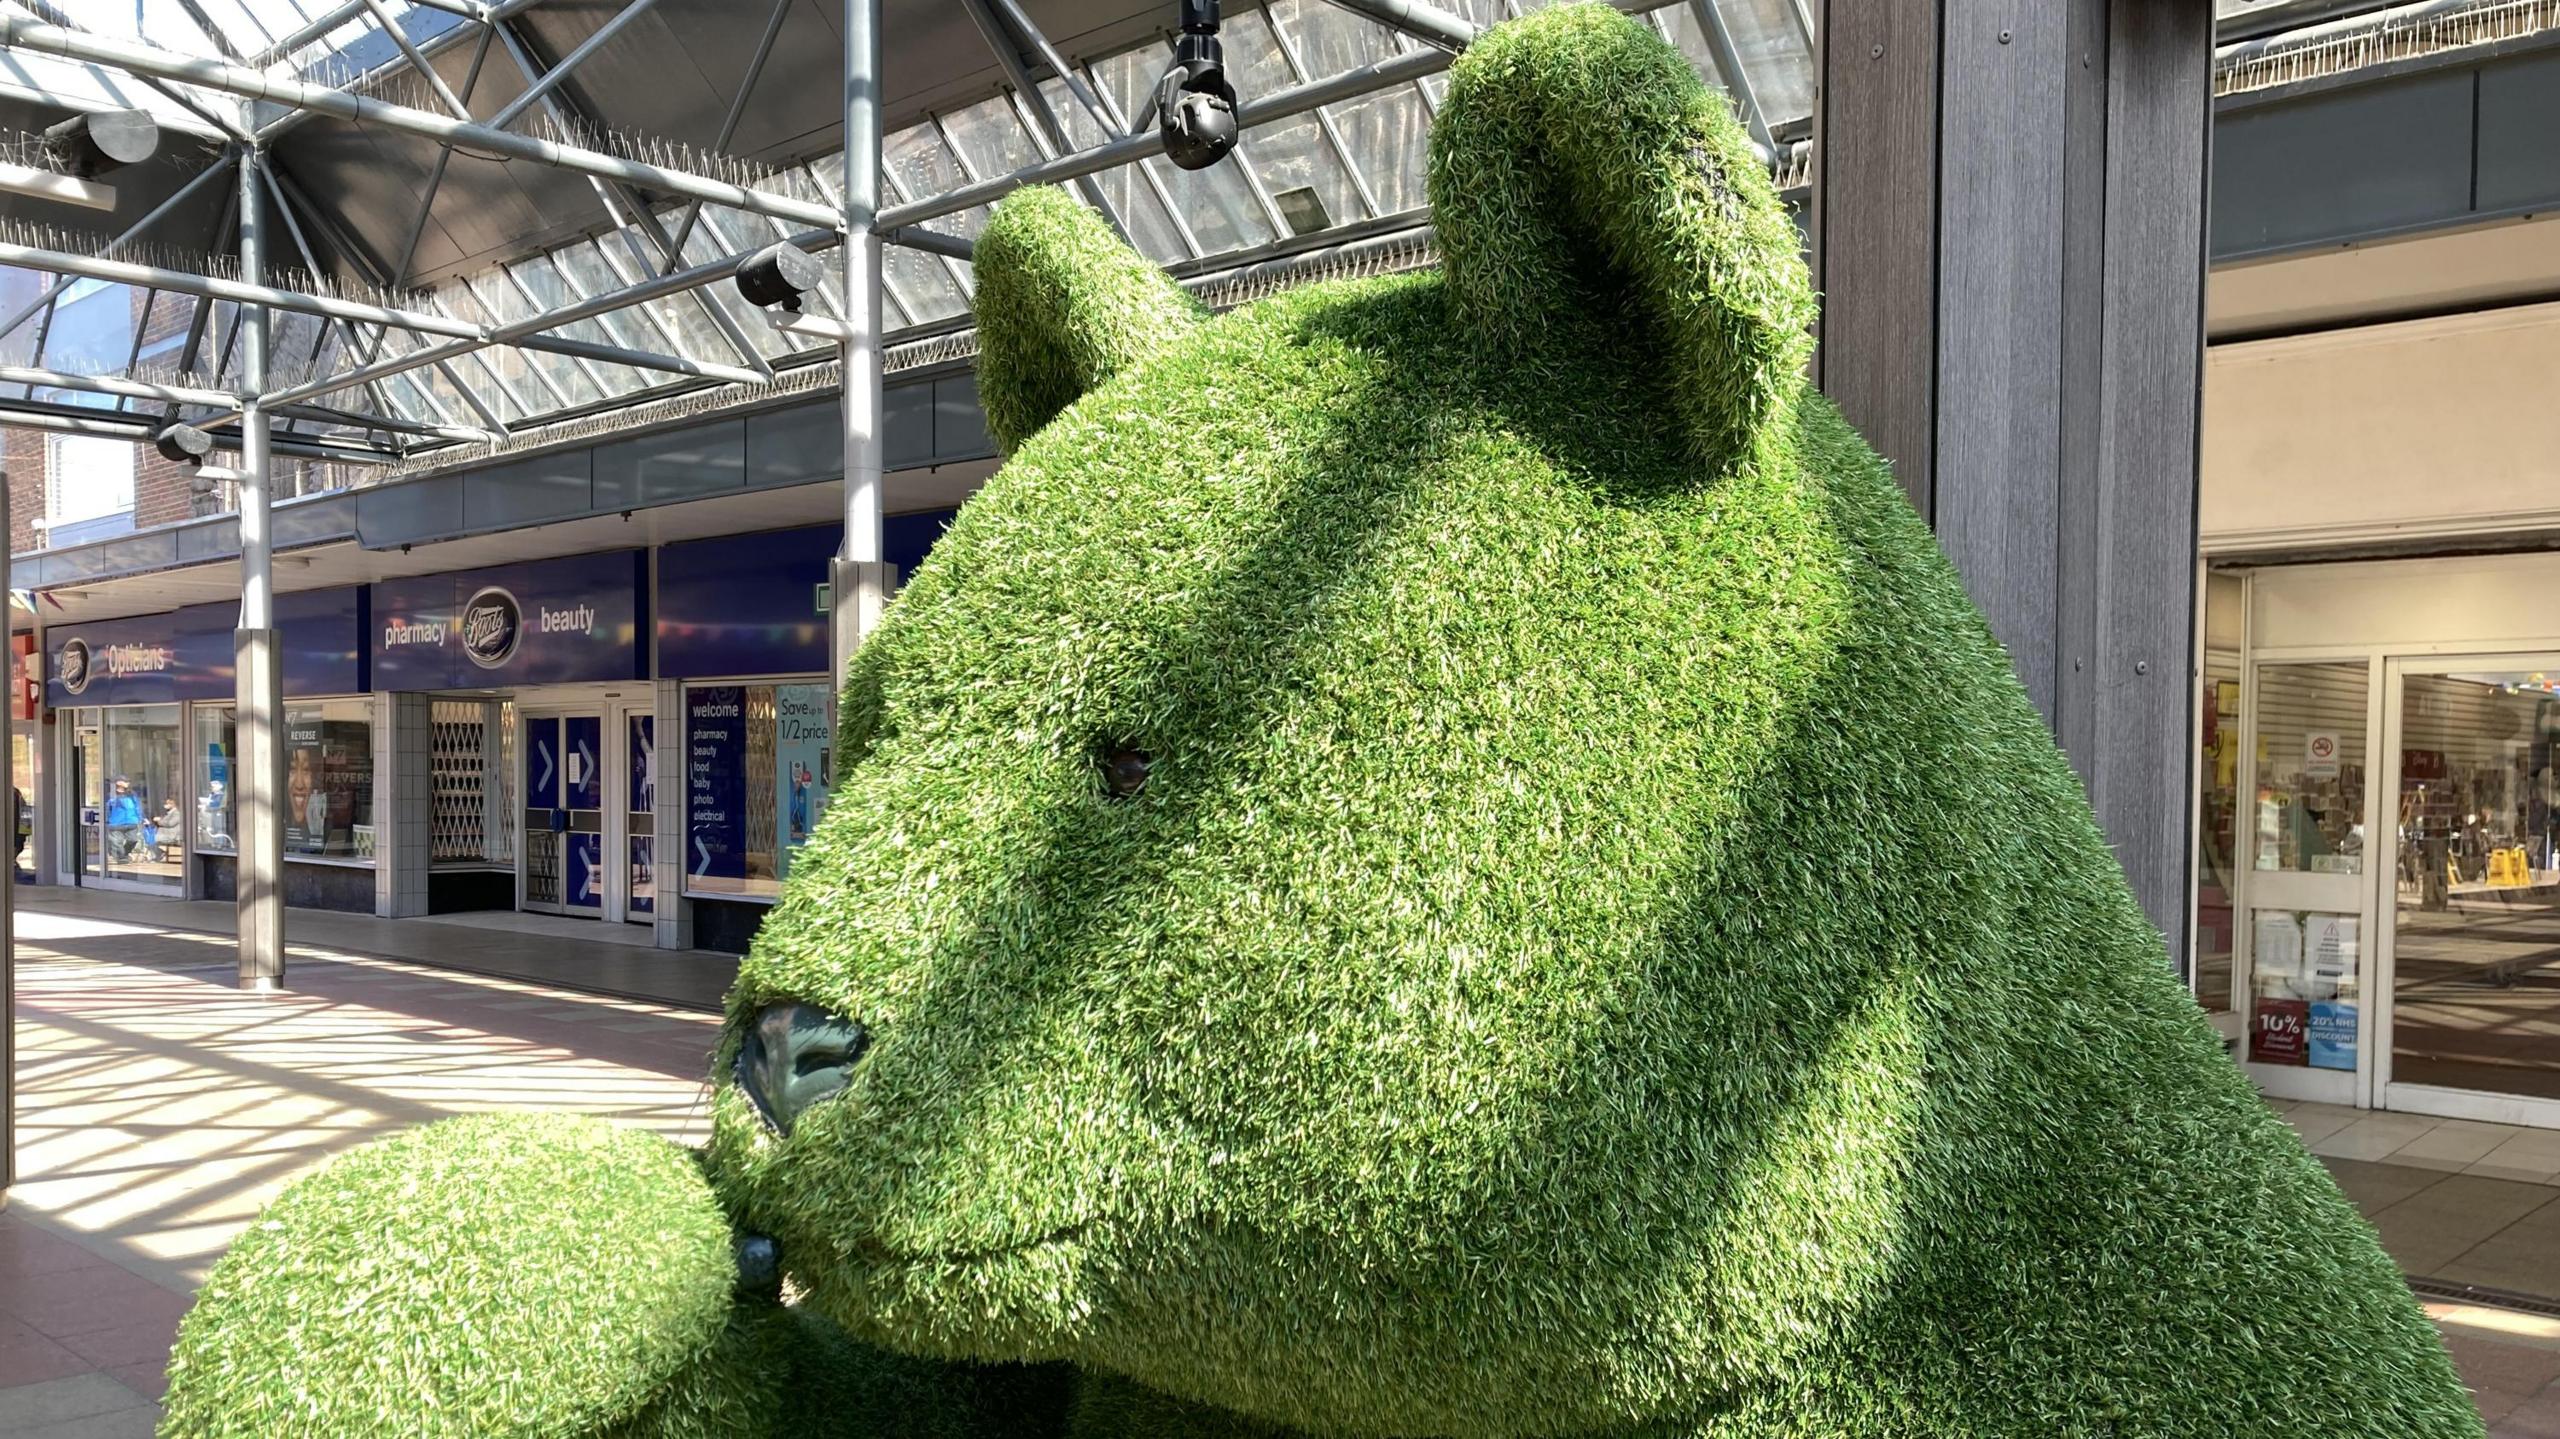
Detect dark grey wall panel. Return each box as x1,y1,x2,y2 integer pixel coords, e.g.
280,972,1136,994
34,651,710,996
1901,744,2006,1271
2211,70,2473,256
746,401,841,488
1935,0,2071,722
595,420,745,509
933,374,995,462
464,450,594,529
2478,51,2560,213
885,384,935,469
1816,0,1942,512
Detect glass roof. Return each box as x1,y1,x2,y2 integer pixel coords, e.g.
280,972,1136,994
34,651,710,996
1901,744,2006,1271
0,0,1818,470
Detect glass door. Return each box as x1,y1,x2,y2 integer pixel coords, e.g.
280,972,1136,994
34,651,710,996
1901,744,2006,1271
2378,660,2560,1123
624,710,655,926
2239,659,2377,1104
520,713,605,917
73,712,100,882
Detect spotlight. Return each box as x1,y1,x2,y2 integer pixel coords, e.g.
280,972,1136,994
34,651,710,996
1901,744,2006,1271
735,242,825,312
42,109,158,179
154,423,214,466
1155,0,1239,172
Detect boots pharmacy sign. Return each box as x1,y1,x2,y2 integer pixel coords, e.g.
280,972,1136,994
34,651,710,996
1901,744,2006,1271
372,553,644,689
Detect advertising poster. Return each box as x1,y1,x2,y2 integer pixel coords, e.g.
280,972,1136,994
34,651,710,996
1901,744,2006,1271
284,708,326,855
773,684,831,881
2250,911,2308,1066
687,686,748,889
2305,912,2359,1071
2254,999,2310,1066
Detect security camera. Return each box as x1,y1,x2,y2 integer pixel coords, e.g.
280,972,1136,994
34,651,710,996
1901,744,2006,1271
1156,0,1239,172
43,109,158,179
155,423,214,466
735,242,825,312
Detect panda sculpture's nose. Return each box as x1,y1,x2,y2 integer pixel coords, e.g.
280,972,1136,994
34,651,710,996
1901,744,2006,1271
734,1001,870,1136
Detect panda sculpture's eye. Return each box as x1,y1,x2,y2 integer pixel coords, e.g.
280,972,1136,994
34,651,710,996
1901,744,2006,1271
1101,746,1152,799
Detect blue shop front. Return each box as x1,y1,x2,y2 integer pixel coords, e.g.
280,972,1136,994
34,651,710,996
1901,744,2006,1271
37,513,953,952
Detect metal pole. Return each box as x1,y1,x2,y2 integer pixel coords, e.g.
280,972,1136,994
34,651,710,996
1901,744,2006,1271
834,0,891,686
236,153,285,993
0,19,841,229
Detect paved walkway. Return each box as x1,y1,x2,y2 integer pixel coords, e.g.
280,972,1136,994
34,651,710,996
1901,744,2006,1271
7,907,2560,1434
1,904,719,1436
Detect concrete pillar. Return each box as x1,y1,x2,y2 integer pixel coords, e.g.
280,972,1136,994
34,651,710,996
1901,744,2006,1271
378,693,431,918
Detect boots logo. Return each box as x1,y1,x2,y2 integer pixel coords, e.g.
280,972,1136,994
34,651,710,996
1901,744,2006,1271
57,638,90,695
460,586,523,669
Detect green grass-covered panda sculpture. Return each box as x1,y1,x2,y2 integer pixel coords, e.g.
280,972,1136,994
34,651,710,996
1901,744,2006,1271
161,6,2479,1436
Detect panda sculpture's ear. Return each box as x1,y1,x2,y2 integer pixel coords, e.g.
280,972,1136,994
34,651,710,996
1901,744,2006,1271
1431,4,1816,467
971,186,1205,452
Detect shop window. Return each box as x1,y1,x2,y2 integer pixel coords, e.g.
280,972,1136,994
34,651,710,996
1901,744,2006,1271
88,704,184,888
197,699,377,861
683,683,833,900
2252,661,2369,875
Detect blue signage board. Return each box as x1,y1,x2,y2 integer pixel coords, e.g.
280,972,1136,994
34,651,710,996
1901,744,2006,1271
657,526,834,679
656,513,958,679
46,587,367,707
686,686,749,887
373,551,645,690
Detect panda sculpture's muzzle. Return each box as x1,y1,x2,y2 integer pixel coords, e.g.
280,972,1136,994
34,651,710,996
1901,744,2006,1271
734,1001,869,1136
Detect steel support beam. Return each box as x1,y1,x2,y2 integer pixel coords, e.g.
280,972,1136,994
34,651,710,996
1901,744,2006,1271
0,144,238,345
0,18,844,230
245,234,786,413
661,0,792,265
487,0,666,131
356,0,472,117
0,406,396,463
1685,0,1772,155
0,365,236,408
0,241,754,385
235,151,285,993
1320,0,1480,51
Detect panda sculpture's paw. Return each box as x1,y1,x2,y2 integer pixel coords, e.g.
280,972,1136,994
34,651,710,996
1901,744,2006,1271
159,1112,776,1439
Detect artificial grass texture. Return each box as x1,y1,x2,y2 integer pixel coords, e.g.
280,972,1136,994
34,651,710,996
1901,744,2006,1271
161,1114,739,1439
161,5,2476,1435
708,6,2480,1436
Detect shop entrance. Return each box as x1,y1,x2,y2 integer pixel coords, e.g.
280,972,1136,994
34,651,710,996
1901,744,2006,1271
2374,658,2560,1126
516,699,655,924
2238,649,2560,1127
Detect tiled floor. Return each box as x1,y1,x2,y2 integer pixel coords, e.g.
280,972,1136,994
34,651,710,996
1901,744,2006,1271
0,905,719,1434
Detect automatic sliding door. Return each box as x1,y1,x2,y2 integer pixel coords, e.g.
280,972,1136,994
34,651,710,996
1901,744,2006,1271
2387,667,2560,1110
